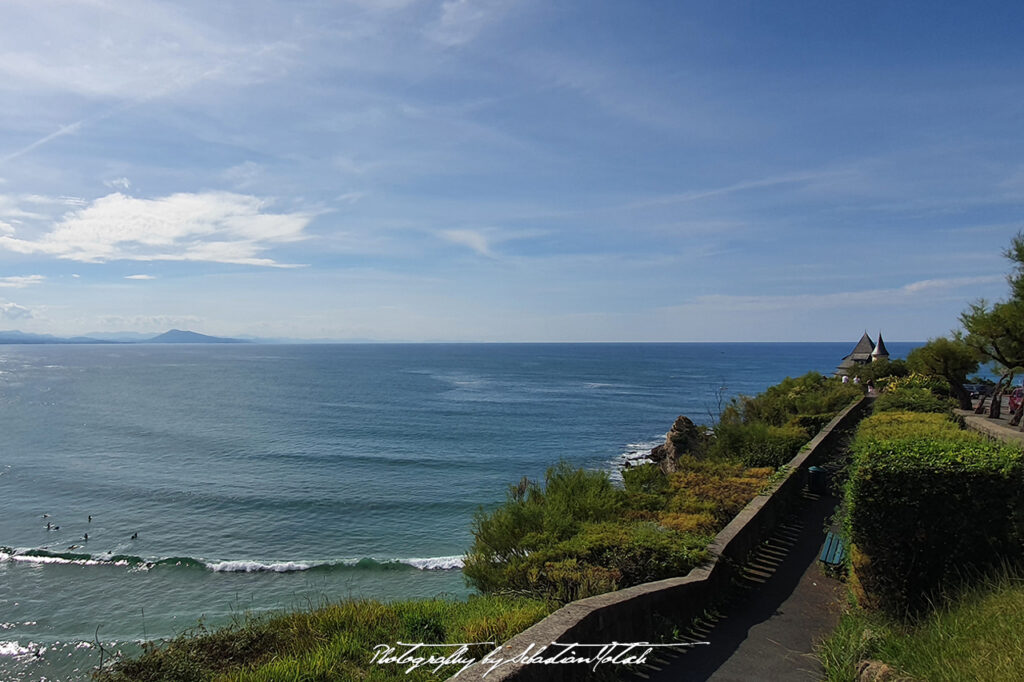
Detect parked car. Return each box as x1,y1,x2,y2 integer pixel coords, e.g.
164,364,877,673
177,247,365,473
1010,387,1024,414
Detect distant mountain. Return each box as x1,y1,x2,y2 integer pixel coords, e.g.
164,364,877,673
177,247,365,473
146,329,247,344
0,330,112,344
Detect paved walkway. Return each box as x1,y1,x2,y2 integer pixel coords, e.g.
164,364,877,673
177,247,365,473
627,486,845,682
957,396,1024,447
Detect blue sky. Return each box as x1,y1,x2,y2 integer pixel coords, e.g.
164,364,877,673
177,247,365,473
0,1,1022,341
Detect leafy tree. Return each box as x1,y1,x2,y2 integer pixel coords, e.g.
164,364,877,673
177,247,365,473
961,232,1024,420
906,336,979,410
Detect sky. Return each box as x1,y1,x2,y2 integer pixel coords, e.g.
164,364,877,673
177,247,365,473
1,1,1023,342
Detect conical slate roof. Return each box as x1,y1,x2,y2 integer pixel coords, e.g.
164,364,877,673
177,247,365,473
849,332,875,359
872,333,889,358
836,332,876,375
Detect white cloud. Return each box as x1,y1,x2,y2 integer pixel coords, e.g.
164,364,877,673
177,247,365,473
0,191,313,266
439,228,495,257
0,302,32,320
0,275,45,288
900,276,1004,294
125,274,156,280
105,177,132,191
425,0,514,47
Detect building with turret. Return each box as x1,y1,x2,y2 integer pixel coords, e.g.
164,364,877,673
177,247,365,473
836,332,889,376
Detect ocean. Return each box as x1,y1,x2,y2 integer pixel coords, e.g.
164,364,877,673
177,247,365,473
0,342,917,680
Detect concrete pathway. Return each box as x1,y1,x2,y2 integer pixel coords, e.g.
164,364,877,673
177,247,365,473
957,395,1024,447
626,486,845,682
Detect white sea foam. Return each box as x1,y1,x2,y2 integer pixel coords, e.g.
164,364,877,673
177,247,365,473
0,640,36,658
608,438,663,484
404,555,464,570
9,554,130,568
206,560,313,573
3,549,464,574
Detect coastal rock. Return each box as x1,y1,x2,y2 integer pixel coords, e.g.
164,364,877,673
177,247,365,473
649,415,702,475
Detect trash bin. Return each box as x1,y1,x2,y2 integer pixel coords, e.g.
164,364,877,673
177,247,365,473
807,466,827,494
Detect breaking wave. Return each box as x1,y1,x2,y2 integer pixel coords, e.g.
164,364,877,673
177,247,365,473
0,546,464,573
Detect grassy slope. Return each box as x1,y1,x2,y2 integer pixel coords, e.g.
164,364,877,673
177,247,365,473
819,572,1024,682
95,596,552,682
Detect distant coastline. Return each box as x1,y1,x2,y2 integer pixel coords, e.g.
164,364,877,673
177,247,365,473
0,328,246,345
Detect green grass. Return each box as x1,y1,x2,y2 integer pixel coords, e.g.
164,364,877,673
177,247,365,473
819,570,1024,682
94,595,552,682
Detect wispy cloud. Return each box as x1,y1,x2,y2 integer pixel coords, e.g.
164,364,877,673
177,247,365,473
0,192,313,266
0,302,32,319
668,275,1007,314
0,2,294,99
425,0,515,47
439,228,495,257
0,121,82,165
0,275,45,288
0,3,298,164
125,274,156,280
105,177,132,191
626,169,856,210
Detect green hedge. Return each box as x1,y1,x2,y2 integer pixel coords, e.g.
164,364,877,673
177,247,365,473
873,387,955,415
845,412,1024,617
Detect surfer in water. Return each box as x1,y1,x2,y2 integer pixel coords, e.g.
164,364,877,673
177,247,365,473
130,532,138,540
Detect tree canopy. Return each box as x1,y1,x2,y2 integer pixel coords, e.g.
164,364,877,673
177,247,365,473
906,336,978,409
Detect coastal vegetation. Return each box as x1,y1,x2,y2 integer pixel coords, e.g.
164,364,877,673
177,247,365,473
462,372,861,602
821,233,1024,679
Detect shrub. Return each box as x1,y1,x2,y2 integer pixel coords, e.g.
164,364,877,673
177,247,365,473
466,455,767,601
622,462,668,495
562,522,709,587
663,457,773,524
873,387,955,415
787,412,835,434
844,412,1024,617
711,420,810,467
466,521,709,602
464,462,623,594
877,371,952,397
725,372,860,427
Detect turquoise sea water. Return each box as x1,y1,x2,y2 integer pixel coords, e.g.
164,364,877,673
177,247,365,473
0,342,917,680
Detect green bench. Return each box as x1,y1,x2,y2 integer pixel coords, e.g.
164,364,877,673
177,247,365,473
819,531,846,566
